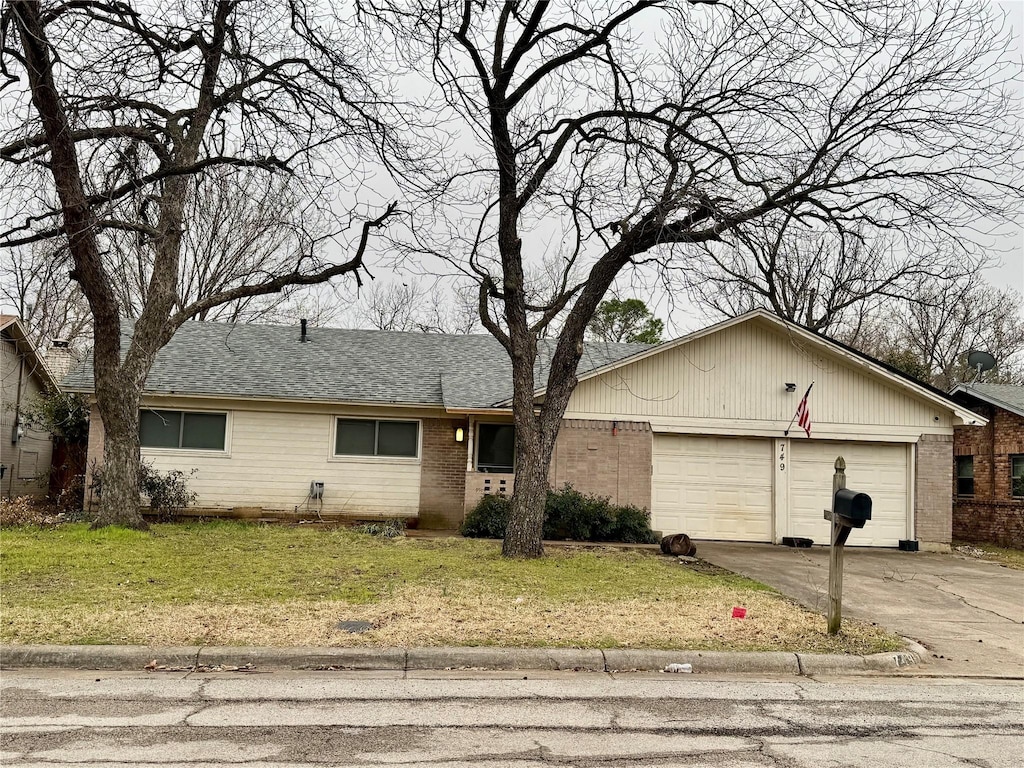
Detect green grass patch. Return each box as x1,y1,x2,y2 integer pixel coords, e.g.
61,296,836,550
0,522,901,654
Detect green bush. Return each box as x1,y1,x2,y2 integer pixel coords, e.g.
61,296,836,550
543,485,615,541
459,493,511,538
611,504,659,544
460,484,658,544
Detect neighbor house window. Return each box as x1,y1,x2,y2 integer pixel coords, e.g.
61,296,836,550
335,418,418,458
956,456,974,497
477,423,514,473
1012,455,1024,499
139,409,226,450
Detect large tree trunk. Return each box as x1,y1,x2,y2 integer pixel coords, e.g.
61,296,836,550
501,411,557,558
92,381,145,529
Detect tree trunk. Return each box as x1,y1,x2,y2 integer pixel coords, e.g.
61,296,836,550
501,412,557,558
91,377,147,530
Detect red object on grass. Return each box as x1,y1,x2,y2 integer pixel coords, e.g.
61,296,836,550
732,607,747,619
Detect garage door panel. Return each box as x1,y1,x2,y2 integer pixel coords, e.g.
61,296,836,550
789,441,908,547
652,435,772,542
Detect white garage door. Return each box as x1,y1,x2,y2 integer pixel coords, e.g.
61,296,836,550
652,435,773,542
789,441,910,547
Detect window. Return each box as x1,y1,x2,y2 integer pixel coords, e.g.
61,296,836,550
139,409,226,450
1012,455,1024,499
956,456,974,497
477,423,514,472
335,418,418,458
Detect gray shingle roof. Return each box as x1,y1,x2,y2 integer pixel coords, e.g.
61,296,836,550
61,320,647,409
953,383,1024,418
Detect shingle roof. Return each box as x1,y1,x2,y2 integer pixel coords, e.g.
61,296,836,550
61,320,647,410
952,383,1024,419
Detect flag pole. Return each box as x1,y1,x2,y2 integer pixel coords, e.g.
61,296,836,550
784,381,815,436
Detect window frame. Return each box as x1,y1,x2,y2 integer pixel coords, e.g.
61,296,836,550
138,408,229,454
331,416,421,461
475,422,515,473
1011,454,1024,499
955,455,974,497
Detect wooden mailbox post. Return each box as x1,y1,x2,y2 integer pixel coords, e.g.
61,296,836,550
823,457,872,635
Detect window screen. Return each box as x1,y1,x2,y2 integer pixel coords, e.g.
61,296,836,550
140,410,182,448
335,419,418,458
1012,455,1023,499
477,423,514,472
377,421,418,457
140,409,225,450
956,456,974,497
182,413,227,450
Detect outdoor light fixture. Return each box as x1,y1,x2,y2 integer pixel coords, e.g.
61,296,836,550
455,426,465,443
785,383,797,393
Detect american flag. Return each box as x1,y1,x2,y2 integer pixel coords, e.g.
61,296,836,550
795,385,813,437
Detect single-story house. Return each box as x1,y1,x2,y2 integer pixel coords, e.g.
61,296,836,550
950,383,1024,548
1,316,59,498
63,309,984,550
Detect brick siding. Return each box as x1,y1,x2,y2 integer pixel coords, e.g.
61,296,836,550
462,419,653,520
915,433,953,549
417,418,469,529
550,419,652,510
953,403,1024,547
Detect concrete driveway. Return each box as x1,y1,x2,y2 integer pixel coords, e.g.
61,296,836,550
698,542,1024,678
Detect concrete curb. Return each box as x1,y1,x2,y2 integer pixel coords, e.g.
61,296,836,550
0,644,922,675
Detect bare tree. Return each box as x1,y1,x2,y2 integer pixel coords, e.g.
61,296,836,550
683,214,979,335
348,278,482,333
1,244,91,349
0,1,415,528
848,277,1024,390
366,0,1023,556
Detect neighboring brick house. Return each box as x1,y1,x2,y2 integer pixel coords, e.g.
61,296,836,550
64,310,982,549
950,384,1024,548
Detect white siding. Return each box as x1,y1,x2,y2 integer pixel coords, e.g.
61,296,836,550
141,407,422,516
567,318,951,439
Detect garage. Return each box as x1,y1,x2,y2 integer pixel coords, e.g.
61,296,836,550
788,440,910,547
651,434,773,541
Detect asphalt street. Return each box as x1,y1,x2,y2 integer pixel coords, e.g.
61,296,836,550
2,669,1022,767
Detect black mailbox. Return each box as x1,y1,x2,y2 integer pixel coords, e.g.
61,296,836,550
834,488,872,526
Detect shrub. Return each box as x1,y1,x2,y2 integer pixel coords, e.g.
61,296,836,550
90,461,197,520
460,493,512,538
460,485,659,544
611,504,659,544
543,484,616,541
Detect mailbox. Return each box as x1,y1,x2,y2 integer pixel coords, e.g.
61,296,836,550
833,488,872,527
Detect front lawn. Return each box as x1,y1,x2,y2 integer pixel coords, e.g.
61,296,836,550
0,522,900,653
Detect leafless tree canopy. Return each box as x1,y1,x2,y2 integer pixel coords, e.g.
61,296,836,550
0,0,419,527
848,277,1024,390
366,0,1023,556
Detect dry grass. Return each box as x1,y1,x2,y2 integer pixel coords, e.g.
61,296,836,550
0,522,900,653
954,542,1024,571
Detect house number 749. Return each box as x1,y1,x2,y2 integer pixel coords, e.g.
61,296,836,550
779,444,786,471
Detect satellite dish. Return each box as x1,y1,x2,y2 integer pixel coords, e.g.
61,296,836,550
967,350,997,382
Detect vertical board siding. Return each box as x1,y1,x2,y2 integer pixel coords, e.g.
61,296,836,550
142,409,421,516
567,319,948,430
1,338,54,498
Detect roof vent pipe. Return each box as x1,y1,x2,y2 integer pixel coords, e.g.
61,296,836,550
300,318,307,343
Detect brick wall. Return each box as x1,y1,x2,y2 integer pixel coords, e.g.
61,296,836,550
550,419,652,509
915,433,953,550
953,404,1024,546
417,417,469,529
462,419,654,521
83,404,104,511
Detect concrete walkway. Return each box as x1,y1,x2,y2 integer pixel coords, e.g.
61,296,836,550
699,542,1024,678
